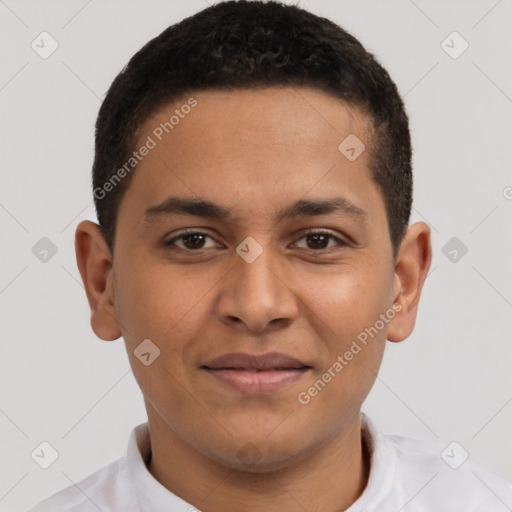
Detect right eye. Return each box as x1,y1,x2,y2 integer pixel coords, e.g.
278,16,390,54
164,230,224,251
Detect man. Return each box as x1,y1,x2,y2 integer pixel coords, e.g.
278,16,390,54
29,1,512,510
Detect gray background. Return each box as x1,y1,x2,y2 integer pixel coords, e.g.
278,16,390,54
1,0,511,510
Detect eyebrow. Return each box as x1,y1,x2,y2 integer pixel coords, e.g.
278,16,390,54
143,195,367,224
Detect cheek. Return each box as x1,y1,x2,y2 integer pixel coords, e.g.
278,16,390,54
297,260,392,401
113,256,229,398
300,259,392,342
113,262,200,410
114,256,215,343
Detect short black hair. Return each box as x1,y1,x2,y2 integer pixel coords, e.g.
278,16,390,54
92,0,412,258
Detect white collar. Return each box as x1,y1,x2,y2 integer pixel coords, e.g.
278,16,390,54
128,422,195,512
346,413,397,510
126,412,395,511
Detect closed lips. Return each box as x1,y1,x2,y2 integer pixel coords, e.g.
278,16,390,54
202,352,311,371
201,352,311,393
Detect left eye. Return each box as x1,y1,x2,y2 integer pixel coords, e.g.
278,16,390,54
165,230,346,252
294,231,346,251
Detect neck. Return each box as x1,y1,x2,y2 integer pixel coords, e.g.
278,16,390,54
146,411,370,512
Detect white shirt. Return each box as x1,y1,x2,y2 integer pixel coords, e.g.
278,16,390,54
28,414,512,511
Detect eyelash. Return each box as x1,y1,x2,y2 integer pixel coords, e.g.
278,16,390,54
164,229,348,253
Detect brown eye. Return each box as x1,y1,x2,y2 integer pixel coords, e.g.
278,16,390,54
295,230,346,251
165,231,220,251
181,233,207,250
305,233,330,250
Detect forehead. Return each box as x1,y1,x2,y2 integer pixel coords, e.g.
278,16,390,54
118,86,383,227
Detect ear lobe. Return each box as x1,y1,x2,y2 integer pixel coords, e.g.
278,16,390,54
387,222,432,343
75,220,122,341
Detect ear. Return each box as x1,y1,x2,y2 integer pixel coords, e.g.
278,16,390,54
387,222,432,343
74,220,122,341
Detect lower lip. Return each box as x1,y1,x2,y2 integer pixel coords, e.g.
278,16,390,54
203,368,309,393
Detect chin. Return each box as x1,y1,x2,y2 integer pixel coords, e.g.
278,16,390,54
227,450,301,474
205,437,314,474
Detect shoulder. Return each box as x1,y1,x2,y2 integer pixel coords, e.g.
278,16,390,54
26,456,139,512
385,433,512,510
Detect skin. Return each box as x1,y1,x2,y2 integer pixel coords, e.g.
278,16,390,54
75,86,431,512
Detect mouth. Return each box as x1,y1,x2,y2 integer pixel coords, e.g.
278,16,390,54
201,352,311,393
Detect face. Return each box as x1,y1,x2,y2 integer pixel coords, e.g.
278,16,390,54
89,87,410,470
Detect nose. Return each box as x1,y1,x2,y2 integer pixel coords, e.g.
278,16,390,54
215,242,299,334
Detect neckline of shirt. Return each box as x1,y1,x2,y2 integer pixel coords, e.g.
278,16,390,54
127,412,397,511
